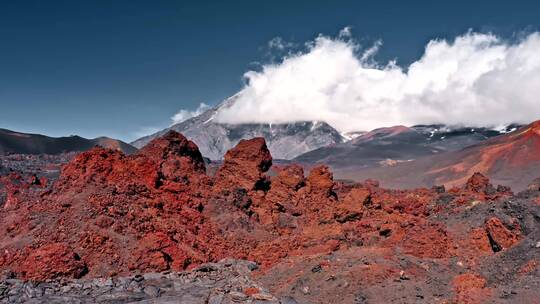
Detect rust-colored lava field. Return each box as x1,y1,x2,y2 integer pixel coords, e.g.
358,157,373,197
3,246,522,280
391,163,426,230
1,131,540,303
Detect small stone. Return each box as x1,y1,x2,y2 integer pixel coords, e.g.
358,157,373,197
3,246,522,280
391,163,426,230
229,291,249,302
301,286,310,295
535,241,540,248
143,273,164,280
196,264,218,272
311,265,322,273
60,285,72,293
399,270,409,280
208,293,225,304
246,261,259,271
94,278,114,288
280,296,299,304
252,292,276,300
143,285,161,297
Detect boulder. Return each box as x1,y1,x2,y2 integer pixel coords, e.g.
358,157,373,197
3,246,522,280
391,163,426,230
214,138,272,191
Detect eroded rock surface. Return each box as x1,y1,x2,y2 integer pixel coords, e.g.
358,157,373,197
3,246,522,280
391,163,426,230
1,131,540,303
0,260,289,304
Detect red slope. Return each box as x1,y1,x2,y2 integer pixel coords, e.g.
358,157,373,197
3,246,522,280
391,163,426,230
426,120,540,188
336,120,540,190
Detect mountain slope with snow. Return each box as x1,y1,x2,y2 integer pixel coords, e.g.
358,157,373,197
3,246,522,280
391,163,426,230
132,96,344,160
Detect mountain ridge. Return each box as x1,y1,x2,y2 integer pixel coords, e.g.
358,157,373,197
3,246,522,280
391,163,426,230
334,120,540,190
0,128,137,155
131,95,345,160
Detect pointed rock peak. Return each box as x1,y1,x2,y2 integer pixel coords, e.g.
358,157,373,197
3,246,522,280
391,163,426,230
137,130,206,171
464,172,492,193
223,137,272,173
214,137,273,191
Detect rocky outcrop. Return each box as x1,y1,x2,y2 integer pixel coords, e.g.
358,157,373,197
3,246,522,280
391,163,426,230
0,131,226,279
214,137,272,191
484,217,522,252
465,172,494,194
2,131,540,303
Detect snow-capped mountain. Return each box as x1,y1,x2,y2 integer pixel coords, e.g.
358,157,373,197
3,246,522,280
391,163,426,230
131,96,345,160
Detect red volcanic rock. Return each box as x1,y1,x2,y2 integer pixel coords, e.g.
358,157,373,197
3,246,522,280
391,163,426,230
401,222,455,258
214,138,272,191
59,131,208,193
0,131,227,279
334,187,369,223
2,130,540,304
306,165,335,197
265,164,305,216
137,130,206,178
0,172,44,210
58,147,127,187
484,217,521,251
271,165,305,192
464,172,493,194
452,273,491,304
18,243,87,281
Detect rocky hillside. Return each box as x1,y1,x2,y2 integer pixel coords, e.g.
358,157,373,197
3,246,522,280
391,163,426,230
1,131,540,303
131,96,344,160
0,128,137,155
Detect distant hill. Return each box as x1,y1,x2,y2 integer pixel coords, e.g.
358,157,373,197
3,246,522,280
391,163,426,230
334,120,540,191
295,124,518,168
0,128,137,155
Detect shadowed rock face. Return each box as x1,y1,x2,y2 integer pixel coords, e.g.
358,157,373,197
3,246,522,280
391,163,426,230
214,137,272,191
1,131,540,303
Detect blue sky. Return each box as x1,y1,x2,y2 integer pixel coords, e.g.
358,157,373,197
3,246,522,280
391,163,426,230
1,0,539,141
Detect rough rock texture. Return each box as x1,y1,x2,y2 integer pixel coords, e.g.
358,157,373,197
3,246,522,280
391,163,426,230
15,243,88,281
0,260,287,304
214,137,272,191
1,131,540,303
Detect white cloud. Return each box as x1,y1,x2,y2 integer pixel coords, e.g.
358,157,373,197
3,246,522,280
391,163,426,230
338,26,352,38
171,103,210,125
215,29,540,132
268,37,294,51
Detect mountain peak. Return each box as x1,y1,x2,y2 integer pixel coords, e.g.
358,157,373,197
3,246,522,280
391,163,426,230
132,96,344,160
